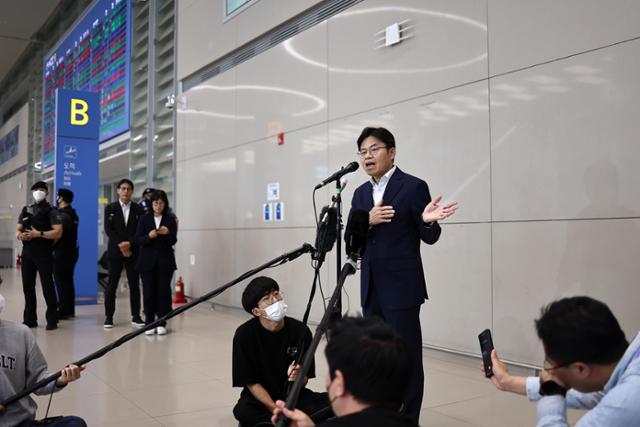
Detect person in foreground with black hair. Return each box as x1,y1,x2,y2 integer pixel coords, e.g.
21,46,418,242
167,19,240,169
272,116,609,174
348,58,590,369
271,316,418,427
484,296,640,426
232,277,331,427
0,289,86,426
53,188,79,320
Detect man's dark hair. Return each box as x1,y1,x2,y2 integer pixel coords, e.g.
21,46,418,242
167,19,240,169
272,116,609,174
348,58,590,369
31,181,48,191
149,190,170,215
356,127,396,150
241,276,279,314
117,178,134,190
57,188,74,203
325,316,409,408
536,296,628,366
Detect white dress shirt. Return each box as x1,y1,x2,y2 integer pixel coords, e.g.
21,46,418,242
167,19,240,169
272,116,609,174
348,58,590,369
371,165,397,205
154,215,162,230
120,201,131,226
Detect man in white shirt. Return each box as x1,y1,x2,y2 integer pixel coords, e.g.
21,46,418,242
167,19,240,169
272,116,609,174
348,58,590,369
103,178,145,329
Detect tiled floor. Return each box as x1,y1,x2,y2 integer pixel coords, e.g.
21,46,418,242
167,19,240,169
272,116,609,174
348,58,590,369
0,268,585,426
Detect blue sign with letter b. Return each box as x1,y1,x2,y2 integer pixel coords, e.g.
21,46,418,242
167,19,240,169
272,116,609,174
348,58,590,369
55,89,99,305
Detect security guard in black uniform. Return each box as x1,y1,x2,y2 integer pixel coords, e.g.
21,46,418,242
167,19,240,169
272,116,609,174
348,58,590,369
54,188,79,320
15,181,63,330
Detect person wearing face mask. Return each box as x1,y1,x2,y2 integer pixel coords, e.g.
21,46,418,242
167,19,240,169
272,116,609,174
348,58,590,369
232,276,331,427
15,181,63,330
0,291,87,427
135,190,177,336
53,188,79,320
271,316,418,427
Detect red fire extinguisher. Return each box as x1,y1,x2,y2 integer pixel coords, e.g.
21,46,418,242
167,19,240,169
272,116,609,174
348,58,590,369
173,276,188,305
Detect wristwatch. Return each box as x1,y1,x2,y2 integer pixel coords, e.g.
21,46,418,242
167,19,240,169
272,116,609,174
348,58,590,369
40,231,44,237
540,380,567,397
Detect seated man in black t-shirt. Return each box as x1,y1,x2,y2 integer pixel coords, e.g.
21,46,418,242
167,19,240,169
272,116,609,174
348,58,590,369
271,316,419,427
232,276,331,427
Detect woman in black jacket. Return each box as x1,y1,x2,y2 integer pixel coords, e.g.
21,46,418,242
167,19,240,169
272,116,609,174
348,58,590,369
135,190,177,335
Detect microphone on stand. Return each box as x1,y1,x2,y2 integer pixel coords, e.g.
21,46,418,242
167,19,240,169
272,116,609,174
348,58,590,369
344,209,369,259
313,179,348,262
314,162,358,190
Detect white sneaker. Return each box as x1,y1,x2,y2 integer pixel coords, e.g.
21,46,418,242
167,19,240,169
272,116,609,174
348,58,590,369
145,328,156,336
156,326,167,335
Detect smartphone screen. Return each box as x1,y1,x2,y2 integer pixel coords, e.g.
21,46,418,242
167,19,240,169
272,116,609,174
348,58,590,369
478,329,494,378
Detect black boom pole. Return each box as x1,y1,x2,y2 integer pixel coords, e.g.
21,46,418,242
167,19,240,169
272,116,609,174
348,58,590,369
1,243,315,409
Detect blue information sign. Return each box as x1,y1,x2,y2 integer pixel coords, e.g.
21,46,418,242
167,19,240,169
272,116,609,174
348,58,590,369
55,89,99,304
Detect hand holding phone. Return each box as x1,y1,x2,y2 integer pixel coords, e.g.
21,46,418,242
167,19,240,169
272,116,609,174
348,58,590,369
478,329,494,378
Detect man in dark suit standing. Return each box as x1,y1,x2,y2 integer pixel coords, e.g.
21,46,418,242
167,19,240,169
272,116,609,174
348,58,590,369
103,178,145,329
351,127,458,421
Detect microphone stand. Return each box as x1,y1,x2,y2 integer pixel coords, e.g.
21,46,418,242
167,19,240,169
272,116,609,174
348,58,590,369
0,243,315,409
275,257,358,427
332,179,343,322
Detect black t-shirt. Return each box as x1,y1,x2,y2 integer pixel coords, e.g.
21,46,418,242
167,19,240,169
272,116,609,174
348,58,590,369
17,202,62,255
233,316,315,401
55,206,79,251
321,407,418,427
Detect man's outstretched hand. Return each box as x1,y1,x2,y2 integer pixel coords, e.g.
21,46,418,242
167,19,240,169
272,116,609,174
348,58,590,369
422,195,458,224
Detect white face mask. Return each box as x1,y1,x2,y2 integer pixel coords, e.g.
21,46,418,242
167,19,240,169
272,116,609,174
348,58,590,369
0,293,5,315
33,190,46,202
263,300,287,322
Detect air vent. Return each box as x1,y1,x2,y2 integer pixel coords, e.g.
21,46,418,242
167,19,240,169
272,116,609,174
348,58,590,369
182,0,362,91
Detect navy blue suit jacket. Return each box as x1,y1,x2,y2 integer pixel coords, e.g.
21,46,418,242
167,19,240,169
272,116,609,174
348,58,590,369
135,213,178,272
351,167,441,310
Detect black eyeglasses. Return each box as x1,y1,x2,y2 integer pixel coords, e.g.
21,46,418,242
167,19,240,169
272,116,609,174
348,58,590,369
543,359,572,372
356,145,388,158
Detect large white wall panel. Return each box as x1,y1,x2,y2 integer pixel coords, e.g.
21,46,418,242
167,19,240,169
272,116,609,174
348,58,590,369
178,0,324,80
178,69,237,160
177,0,236,80
491,40,640,221
175,229,237,306
327,0,488,120
493,219,640,365
176,148,237,230
235,0,323,47
422,223,492,354
235,124,328,229
235,22,327,144
488,0,640,76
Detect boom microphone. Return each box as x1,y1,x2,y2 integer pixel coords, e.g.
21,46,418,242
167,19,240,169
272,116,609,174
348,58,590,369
314,162,358,190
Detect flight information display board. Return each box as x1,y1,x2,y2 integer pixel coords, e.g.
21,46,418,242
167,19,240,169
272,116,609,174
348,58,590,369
42,0,130,167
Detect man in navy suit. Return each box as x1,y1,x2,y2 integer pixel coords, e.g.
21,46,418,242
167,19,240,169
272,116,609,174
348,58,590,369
351,127,458,421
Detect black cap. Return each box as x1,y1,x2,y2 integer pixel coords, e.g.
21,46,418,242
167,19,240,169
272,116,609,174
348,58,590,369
31,181,48,191
142,187,155,196
57,188,74,203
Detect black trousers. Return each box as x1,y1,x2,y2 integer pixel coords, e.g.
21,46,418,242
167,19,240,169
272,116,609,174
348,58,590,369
363,279,424,422
54,247,79,317
104,254,141,319
21,252,58,326
140,268,173,326
233,389,331,427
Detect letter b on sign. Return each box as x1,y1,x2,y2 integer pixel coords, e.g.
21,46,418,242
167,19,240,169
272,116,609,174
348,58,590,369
70,99,89,125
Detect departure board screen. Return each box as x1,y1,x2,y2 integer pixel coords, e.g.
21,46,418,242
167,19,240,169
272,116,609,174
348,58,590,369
42,0,130,167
